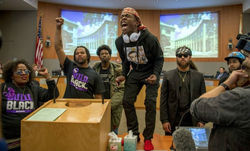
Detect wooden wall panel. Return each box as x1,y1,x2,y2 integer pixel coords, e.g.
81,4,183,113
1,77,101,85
37,2,242,63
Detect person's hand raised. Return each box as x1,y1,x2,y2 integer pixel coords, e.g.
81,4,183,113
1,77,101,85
55,17,64,29
38,67,49,77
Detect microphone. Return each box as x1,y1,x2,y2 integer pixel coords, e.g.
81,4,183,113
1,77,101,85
53,74,61,103
170,109,191,151
177,109,190,129
172,128,196,151
101,92,104,104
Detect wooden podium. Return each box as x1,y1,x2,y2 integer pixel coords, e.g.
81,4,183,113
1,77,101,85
21,99,111,151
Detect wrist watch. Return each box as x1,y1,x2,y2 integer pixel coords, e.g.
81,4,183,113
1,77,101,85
220,83,230,90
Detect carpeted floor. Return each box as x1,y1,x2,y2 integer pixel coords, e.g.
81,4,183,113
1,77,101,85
118,109,213,136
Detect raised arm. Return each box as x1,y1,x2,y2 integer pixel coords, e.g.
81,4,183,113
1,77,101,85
54,17,66,67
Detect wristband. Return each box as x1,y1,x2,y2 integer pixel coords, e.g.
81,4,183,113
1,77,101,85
220,83,230,90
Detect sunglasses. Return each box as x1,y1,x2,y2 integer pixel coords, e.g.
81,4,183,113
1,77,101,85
176,54,189,58
240,49,250,58
15,70,30,75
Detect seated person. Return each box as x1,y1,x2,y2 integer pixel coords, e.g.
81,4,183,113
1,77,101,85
31,64,40,85
218,52,245,85
214,67,228,79
1,59,59,150
32,64,39,76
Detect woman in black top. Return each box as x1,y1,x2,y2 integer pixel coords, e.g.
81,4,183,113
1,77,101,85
1,59,59,150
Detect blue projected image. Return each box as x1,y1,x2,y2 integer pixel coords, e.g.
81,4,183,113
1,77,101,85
160,12,219,58
61,10,118,56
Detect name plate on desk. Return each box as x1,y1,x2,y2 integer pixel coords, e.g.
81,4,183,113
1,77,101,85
205,80,214,86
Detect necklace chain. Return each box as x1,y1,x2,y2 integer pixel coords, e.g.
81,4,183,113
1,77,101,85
16,85,26,95
178,72,187,82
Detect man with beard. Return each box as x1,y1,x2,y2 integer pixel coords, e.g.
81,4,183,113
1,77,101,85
92,45,124,134
115,7,164,150
190,48,250,150
160,46,206,136
218,52,245,85
54,17,105,99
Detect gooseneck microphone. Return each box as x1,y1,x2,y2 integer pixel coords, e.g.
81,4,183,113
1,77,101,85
170,109,191,151
101,92,104,104
53,74,61,103
177,109,190,129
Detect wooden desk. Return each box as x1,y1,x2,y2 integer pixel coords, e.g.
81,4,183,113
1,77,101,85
118,133,172,150
21,99,111,151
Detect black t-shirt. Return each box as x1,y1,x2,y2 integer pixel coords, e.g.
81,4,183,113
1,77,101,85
63,57,105,98
178,71,190,111
1,83,35,139
100,67,111,99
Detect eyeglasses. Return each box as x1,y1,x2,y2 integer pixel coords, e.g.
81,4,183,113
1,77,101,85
240,49,250,58
176,54,188,58
15,70,30,75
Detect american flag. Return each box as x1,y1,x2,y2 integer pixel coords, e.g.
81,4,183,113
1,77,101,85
35,16,43,68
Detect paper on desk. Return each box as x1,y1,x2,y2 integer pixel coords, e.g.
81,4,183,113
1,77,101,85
27,108,67,121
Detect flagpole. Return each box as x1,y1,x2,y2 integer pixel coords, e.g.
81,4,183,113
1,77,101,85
35,12,44,69
239,14,242,34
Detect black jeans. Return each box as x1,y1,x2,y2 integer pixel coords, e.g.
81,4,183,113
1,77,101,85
123,69,159,140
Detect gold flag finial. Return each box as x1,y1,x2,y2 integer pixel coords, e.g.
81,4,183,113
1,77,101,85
40,11,43,17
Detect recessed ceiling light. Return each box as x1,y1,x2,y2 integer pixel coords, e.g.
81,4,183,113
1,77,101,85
0,1,3,4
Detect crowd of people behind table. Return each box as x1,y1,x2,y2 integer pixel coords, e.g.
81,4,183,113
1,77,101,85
1,7,250,151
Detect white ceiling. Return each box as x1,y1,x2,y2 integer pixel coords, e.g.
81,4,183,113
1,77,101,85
0,0,248,11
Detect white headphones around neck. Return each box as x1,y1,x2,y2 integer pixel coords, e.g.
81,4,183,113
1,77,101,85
123,31,141,43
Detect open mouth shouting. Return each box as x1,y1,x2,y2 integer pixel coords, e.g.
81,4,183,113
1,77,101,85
121,22,128,32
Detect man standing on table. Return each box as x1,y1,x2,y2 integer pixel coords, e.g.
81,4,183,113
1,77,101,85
115,7,164,150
